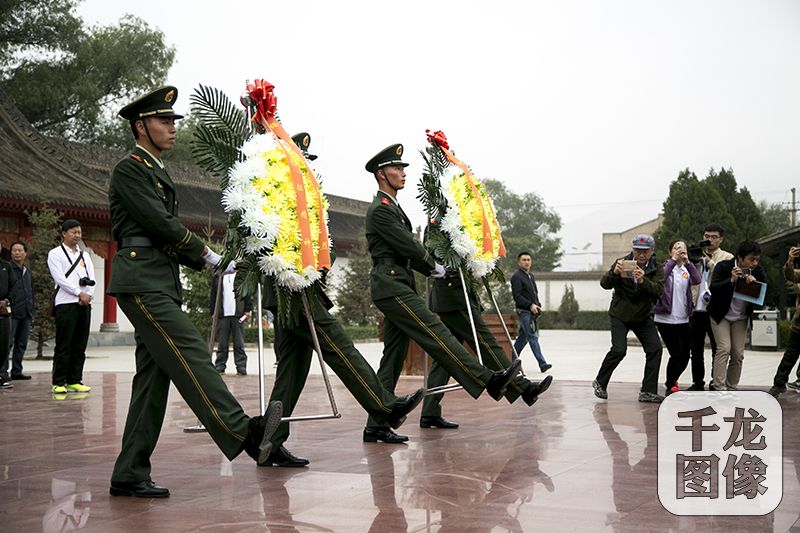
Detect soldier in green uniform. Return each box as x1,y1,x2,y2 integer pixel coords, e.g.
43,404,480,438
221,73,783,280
107,86,282,498
363,144,521,443
421,274,553,428
261,133,424,466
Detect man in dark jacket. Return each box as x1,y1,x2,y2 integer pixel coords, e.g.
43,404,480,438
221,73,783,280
6,242,34,380
592,234,665,403
769,245,800,397
0,243,13,389
708,240,766,391
511,252,552,372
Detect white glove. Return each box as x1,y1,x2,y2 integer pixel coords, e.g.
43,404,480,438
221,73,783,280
431,263,447,279
221,260,237,275
203,248,222,268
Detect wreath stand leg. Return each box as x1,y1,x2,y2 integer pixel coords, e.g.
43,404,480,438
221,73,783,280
482,277,526,377
423,268,484,397
279,291,341,423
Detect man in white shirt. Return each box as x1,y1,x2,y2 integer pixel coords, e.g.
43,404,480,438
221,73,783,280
211,272,251,375
47,219,95,394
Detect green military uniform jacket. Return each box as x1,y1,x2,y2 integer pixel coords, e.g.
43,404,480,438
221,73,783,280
365,191,435,297
430,275,483,314
107,146,206,300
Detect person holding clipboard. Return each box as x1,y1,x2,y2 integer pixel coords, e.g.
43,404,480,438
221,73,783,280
708,240,767,391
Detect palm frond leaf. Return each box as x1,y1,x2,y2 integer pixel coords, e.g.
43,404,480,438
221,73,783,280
189,84,251,183
190,84,250,138
190,127,243,181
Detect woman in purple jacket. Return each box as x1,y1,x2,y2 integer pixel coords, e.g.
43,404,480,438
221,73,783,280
653,241,701,395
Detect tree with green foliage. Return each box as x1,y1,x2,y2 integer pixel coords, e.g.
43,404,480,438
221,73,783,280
473,180,562,313
334,237,379,327
558,284,579,326
654,166,780,305
759,200,792,236
26,204,62,358
484,179,563,272
653,167,765,259
1,1,175,147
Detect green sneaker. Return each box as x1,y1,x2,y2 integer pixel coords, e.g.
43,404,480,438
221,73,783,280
52,385,68,394
66,383,91,392
787,380,800,391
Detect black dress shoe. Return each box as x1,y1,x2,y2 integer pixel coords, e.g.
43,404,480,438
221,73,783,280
485,359,522,400
387,388,425,429
263,446,309,467
110,480,170,498
10,374,31,380
521,375,553,406
420,416,459,429
242,401,283,465
237,369,247,376
363,427,409,443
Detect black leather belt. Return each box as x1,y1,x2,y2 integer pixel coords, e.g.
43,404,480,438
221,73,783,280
372,257,410,268
118,236,154,248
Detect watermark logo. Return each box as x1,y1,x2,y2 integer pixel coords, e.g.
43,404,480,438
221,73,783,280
657,391,782,515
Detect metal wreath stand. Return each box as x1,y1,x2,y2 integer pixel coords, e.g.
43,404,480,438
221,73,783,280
187,92,342,431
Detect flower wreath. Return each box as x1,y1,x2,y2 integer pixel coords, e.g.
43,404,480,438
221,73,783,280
222,79,331,291
424,130,506,278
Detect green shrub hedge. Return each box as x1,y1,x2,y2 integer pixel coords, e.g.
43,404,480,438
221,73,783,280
538,310,609,330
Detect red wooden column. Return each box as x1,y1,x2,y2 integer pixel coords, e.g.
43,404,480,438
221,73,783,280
100,239,118,332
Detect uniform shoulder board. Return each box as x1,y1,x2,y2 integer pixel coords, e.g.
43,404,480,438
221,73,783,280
381,197,391,206
129,153,153,168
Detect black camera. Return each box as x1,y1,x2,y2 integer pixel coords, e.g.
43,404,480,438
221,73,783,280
688,239,711,263
79,277,95,287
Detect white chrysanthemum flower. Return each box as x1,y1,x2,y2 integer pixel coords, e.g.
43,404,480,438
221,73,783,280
244,235,272,254
238,190,263,213
261,212,282,240
258,254,289,276
241,209,269,238
241,133,279,159
221,185,246,213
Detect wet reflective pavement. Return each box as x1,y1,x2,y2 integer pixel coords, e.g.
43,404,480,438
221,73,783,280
1,373,799,532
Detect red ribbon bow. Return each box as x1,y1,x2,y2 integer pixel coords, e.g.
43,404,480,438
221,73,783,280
246,79,277,121
425,129,449,150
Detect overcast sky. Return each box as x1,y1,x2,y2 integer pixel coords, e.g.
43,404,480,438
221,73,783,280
77,0,800,270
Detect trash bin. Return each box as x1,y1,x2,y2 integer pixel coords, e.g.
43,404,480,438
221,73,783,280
750,310,780,350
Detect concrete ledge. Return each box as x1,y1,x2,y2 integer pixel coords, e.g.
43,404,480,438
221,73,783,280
87,331,137,347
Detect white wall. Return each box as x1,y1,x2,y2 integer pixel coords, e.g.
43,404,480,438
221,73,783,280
534,271,611,312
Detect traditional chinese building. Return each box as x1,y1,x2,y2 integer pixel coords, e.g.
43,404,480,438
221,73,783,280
0,89,368,334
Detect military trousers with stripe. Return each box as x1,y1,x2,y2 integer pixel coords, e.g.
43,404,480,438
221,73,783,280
366,292,494,429
422,307,532,418
111,292,251,483
269,299,397,448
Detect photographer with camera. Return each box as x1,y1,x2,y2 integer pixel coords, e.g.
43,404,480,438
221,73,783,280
512,251,552,372
47,219,95,394
592,234,665,403
687,224,734,390
768,246,800,397
653,241,701,395
708,240,766,391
